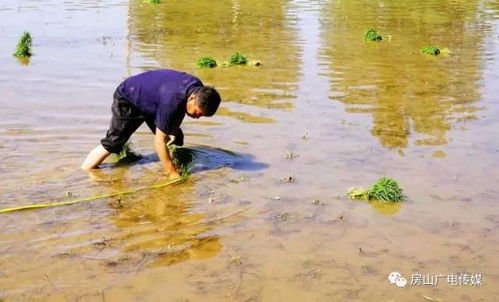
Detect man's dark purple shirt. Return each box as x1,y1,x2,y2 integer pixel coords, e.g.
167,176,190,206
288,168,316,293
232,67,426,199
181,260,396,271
117,69,203,134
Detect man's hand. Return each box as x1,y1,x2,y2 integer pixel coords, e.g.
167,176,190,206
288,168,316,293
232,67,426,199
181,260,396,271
167,170,181,180
154,128,181,178
163,160,181,179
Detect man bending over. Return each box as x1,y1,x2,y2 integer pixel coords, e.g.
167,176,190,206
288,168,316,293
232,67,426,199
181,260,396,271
81,69,221,179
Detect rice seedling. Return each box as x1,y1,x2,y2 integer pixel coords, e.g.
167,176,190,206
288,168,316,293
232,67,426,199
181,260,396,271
331,215,344,222
147,0,161,4
304,211,314,218
13,32,32,57
364,29,383,41
197,57,217,68
280,176,296,184
229,52,247,65
311,199,325,206
275,212,290,221
168,145,196,180
347,177,405,202
230,255,242,265
284,150,299,159
111,143,196,178
248,60,262,66
421,46,441,55
112,142,142,163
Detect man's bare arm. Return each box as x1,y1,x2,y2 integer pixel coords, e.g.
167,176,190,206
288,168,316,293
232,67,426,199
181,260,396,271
154,128,181,179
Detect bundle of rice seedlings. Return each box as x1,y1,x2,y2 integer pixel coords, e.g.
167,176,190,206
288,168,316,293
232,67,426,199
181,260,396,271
197,57,217,68
229,52,248,65
421,46,440,55
113,143,195,179
168,145,196,179
13,32,32,57
347,177,405,202
112,142,142,163
148,0,161,4
364,29,383,41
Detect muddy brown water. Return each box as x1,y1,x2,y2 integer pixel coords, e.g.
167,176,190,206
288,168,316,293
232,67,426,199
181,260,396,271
1,0,499,301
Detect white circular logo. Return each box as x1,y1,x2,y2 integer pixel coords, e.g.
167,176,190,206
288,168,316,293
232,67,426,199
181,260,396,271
388,271,402,284
395,277,407,287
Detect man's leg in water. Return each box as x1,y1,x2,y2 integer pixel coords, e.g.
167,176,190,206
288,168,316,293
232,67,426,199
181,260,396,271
81,145,111,170
82,89,145,170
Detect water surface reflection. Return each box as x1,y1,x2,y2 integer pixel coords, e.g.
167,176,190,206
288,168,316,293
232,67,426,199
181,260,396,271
127,0,301,121
321,0,493,149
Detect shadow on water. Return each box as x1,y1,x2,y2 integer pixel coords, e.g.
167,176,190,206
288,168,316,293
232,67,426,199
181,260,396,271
114,144,269,173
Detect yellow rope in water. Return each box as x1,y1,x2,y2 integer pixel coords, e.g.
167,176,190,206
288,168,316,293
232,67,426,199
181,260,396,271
0,178,183,214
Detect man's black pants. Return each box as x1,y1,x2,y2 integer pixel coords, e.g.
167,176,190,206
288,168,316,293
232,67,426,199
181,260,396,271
100,88,183,154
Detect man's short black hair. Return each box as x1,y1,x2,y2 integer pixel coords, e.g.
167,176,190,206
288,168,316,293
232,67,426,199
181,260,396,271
191,86,221,116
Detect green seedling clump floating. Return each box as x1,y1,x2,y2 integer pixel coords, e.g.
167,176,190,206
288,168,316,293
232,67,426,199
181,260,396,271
197,57,217,68
421,46,441,55
229,52,248,65
348,177,405,202
364,29,383,41
148,0,161,4
13,32,32,58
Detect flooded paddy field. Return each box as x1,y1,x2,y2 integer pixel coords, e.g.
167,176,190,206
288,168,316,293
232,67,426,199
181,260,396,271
1,0,499,301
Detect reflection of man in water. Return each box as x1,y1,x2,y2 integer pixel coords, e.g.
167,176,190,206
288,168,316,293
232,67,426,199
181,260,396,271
81,69,221,179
